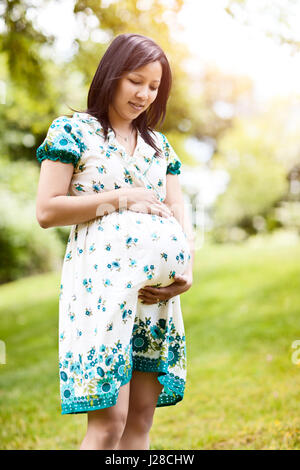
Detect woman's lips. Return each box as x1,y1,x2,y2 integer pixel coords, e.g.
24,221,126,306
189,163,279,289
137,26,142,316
129,102,144,111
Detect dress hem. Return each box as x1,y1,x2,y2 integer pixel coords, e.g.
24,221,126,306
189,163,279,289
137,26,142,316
61,363,185,415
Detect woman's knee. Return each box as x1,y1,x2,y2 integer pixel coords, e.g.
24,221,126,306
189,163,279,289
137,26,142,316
87,406,128,441
126,404,156,434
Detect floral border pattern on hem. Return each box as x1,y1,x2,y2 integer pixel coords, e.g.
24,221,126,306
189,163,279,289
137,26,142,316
61,361,184,415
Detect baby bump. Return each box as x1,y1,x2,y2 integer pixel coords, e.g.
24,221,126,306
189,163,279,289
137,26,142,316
96,209,191,288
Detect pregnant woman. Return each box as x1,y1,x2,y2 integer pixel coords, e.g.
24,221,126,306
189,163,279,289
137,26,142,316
35,33,195,450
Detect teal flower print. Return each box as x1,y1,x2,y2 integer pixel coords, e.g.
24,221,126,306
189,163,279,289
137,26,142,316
60,371,68,382
74,183,85,192
143,264,155,280
61,381,75,400
96,165,106,174
113,357,126,381
123,168,133,184
132,331,150,353
97,296,106,312
176,250,185,264
83,277,93,293
107,259,121,272
65,251,72,261
125,235,138,249
96,376,117,396
128,258,137,268
68,311,75,322
85,308,93,316
89,243,96,254
151,232,160,241
119,301,132,323
74,162,86,173
168,344,180,367
97,366,105,377
92,180,104,192
150,325,165,340
105,355,114,366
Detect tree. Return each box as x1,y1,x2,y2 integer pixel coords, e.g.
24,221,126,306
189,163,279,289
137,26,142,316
225,0,300,53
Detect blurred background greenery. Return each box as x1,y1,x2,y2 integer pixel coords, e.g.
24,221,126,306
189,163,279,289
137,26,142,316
0,0,300,450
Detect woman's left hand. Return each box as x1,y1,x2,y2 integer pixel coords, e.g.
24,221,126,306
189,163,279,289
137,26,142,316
138,273,193,305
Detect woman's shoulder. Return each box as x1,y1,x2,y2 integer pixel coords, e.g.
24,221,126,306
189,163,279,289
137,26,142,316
150,129,172,153
148,129,166,149
47,114,82,134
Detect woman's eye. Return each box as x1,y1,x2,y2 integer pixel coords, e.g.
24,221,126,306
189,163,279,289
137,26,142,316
129,79,158,91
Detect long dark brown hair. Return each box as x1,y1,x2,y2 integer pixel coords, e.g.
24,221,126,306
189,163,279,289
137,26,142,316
69,33,172,157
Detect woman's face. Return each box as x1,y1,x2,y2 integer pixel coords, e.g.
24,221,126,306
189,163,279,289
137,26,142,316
110,60,162,122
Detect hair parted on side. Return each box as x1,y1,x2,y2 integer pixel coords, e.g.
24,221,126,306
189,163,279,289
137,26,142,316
68,33,172,157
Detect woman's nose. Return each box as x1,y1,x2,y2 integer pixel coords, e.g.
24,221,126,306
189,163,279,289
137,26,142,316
136,87,148,101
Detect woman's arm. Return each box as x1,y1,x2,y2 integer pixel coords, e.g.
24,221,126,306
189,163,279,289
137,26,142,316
36,159,123,228
164,174,195,278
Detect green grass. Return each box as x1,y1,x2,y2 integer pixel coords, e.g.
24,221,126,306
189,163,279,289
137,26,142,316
1,238,300,449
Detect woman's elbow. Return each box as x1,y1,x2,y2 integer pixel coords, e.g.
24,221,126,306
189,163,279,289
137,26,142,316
36,207,51,229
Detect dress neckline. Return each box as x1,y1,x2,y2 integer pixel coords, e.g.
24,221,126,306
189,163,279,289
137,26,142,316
73,111,157,161
114,128,139,159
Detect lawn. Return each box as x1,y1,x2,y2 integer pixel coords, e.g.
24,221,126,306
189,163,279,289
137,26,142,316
1,237,300,450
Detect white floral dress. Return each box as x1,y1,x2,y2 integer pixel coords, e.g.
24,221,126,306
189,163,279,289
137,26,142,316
36,112,191,414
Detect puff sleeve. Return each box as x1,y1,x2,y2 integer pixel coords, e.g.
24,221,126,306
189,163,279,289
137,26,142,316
159,132,182,175
36,116,86,168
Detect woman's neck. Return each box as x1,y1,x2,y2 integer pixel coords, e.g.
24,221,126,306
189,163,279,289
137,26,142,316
108,105,134,135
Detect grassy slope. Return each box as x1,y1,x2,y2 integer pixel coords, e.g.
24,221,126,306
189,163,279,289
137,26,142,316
0,240,300,450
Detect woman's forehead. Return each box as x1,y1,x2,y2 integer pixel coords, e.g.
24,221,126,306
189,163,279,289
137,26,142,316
127,62,162,80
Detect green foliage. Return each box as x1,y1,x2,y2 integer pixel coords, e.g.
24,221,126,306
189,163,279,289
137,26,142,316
225,0,300,53
0,0,55,100
211,116,289,232
0,159,65,284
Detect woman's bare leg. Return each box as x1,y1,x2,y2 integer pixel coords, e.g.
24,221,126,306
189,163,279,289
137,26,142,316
116,371,163,450
80,380,130,450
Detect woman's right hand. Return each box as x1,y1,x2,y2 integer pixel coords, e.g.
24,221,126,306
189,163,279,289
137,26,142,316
118,187,173,219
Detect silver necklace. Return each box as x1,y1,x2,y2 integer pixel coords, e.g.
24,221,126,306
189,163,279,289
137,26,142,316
114,127,134,143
